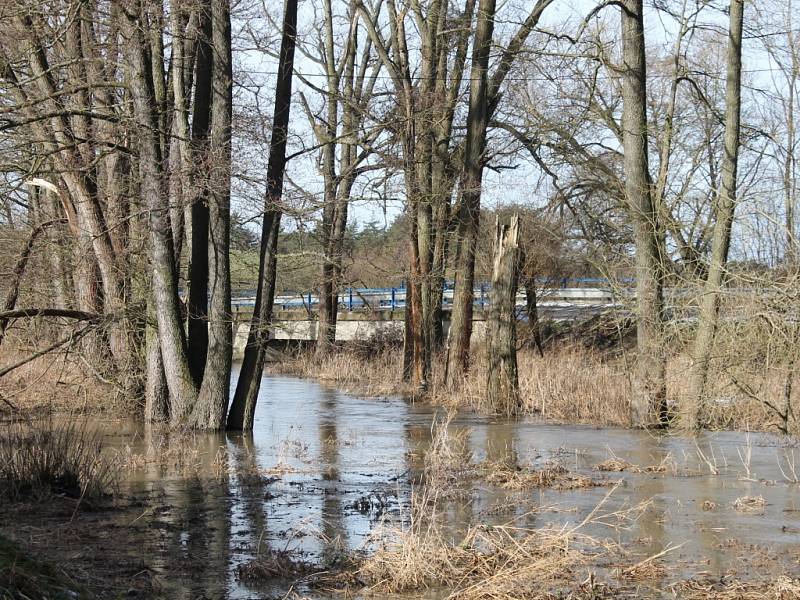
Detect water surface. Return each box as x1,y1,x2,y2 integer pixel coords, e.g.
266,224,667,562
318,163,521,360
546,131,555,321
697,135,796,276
97,369,800,598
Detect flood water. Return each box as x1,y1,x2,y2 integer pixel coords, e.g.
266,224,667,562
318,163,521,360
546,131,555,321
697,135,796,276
96,368,800,598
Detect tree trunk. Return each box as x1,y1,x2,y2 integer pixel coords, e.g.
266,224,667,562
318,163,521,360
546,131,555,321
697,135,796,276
227,0,297,431
144,311,169,423
620,0,667,428
187,0,213,386
124,0,198,422
684,0,744,430
189,0,233,430
486,215,521,415
445,0,496,388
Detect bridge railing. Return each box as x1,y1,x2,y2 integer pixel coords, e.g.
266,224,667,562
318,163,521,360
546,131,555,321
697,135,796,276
231,280,619,312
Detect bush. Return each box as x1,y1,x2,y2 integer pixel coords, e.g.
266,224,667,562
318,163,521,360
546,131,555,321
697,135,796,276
351,326,405,360
0,421,117,502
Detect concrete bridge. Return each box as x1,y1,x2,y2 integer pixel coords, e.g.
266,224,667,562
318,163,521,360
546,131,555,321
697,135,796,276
231,287,618,359
234,285,617,312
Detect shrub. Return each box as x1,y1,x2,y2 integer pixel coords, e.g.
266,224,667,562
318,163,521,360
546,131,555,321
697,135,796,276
0,421,117,502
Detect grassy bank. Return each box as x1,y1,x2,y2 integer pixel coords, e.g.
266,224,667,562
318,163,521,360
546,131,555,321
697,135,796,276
273,342,786,434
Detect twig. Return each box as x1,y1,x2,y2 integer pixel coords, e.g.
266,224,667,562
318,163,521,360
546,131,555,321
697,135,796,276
621,542,686,575
0,323,95,379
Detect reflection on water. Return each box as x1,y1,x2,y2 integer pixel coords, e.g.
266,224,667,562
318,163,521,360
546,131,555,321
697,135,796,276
96,367,800,598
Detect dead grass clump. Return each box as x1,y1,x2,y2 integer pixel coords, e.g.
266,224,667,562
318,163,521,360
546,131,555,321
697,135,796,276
423,413,473,490
480,460,610,491
594,453,672,475
595,458,638,473
671,576,800,599
273,347,411,397
236,548,312,582
733,495,767,513
0,420,117,502
359,487,633,598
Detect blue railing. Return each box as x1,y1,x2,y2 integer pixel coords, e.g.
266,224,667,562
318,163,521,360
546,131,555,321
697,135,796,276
231,277,620,311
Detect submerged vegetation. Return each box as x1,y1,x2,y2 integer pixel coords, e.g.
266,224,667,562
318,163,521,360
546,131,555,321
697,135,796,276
0,421,116,503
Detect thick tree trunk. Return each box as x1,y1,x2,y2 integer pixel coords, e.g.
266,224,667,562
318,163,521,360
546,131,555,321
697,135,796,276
187,0,213,386
144,307,169,423
189,0,233,430
124,0,198,422
684,0,744,430
227,0,297,431
620,0,667,428
445,0,496,388
486,215,521,415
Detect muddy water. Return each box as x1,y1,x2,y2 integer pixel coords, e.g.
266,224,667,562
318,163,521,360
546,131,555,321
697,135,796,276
98,369,800,598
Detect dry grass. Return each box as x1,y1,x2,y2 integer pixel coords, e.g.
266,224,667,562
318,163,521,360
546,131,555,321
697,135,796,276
0,339,121,416
423,413,474,490
279,339,798,434
272,347,412,398
279,344,633,426
594,452,673,474
426,345,632,426
671,576,800,599
479,460,610,491
237,548,312,582
419,413,610,494
733,495,767,513
0,420,117,502
358,485,646,599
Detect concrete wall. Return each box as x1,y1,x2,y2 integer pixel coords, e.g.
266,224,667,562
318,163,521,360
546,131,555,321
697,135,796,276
231,312,487,359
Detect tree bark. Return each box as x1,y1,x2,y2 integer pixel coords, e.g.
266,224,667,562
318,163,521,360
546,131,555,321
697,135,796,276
684,0,744,430
227,0,297,431
445,0,496,388
187,0,214,386
486,215,521,415
620,0,668,428
189,0,233,430
123,0,198,422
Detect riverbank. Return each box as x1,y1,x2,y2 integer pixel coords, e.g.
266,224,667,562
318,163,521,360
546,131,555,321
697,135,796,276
273,343,785,434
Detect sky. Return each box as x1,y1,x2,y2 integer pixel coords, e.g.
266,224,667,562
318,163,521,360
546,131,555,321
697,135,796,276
231,0,793,261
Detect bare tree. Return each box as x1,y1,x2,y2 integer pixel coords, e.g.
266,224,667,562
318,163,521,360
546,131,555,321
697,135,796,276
303,0,382,359
684,0,745,429
228,0,298,431
444,0,553,388
619,0,668,426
